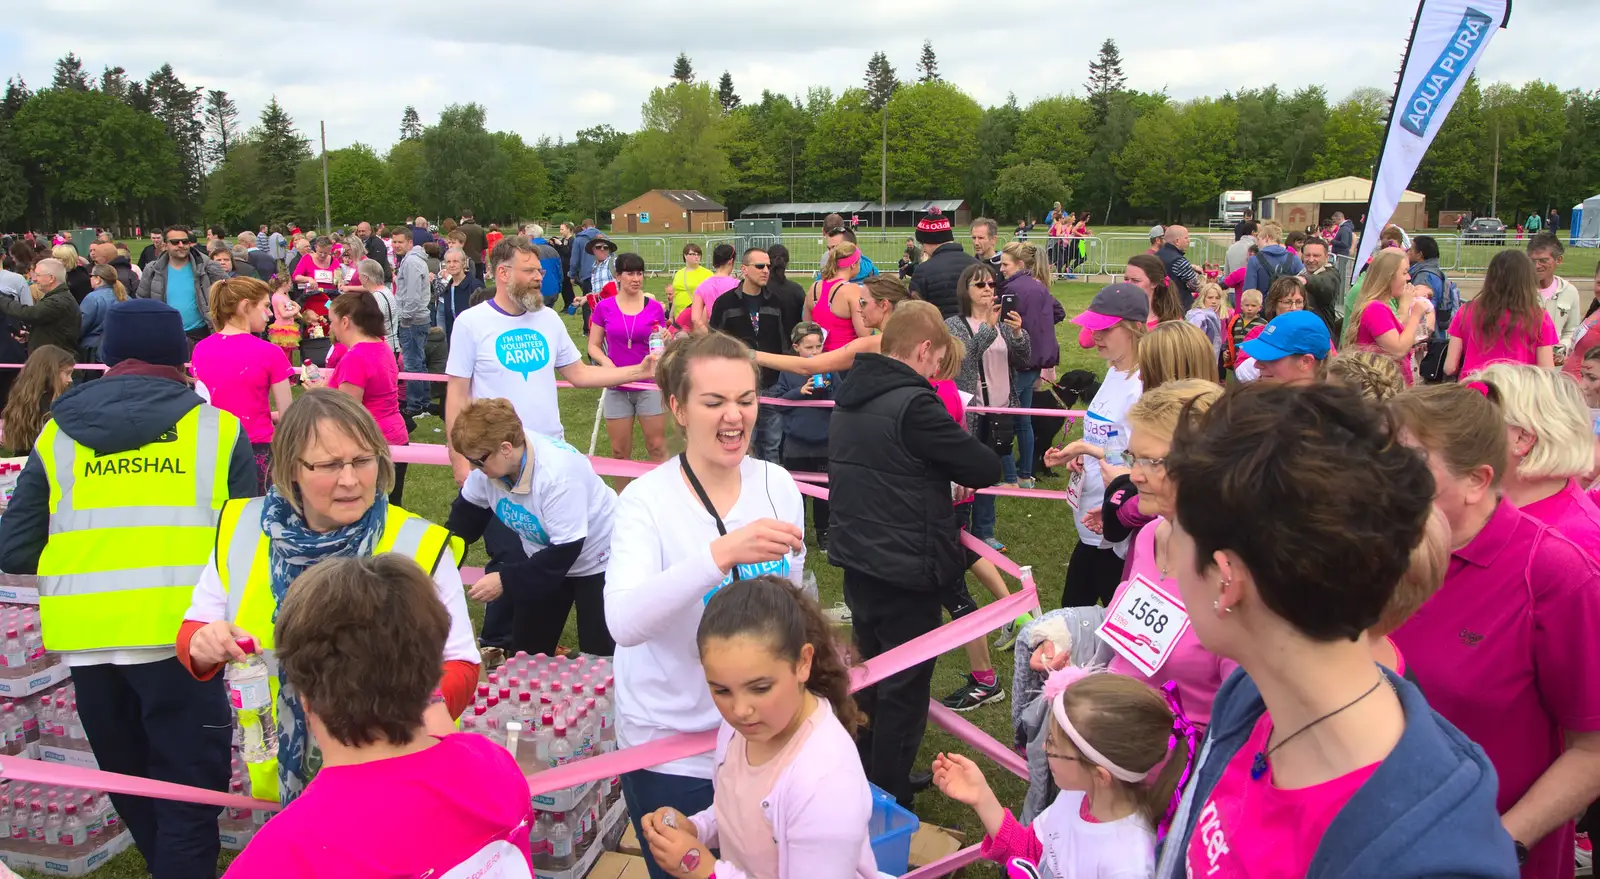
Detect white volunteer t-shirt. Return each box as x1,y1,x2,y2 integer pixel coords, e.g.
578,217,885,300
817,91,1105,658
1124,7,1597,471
459,432,616,576
445,301,581,439
604,456,807,779
1075,366,1141,550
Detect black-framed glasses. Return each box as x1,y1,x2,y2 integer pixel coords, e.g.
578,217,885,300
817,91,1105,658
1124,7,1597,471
299,455,377,475
465,452,490,469
972,280,995,289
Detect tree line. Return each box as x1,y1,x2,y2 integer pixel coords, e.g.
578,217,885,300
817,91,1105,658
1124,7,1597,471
2,42,1597,233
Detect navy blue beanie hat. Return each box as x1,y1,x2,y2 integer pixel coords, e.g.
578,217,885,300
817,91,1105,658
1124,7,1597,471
100,299,189,368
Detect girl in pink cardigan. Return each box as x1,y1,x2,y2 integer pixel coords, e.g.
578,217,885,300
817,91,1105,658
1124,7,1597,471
933,669,1196,878
641,575,881,879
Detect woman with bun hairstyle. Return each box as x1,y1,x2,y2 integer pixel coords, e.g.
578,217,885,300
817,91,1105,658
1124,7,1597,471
605,331,806,879
1390,382,1600,879
1158,383,1516,879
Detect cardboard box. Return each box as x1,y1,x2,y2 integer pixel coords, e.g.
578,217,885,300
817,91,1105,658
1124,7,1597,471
0,663,70,698
617,820,640,856
587,852,650,879
908,824,965,868
37,746,96,770
0,828,132,876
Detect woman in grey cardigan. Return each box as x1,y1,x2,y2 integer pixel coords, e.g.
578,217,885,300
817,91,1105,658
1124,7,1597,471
945,262,1029,550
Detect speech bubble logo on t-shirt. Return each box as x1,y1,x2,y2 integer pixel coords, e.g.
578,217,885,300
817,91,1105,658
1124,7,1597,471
495,328,550,379
495,498,550,547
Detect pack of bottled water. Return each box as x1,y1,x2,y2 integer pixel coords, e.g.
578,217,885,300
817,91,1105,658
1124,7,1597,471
458,652,628,876
218,755,270,851
0,779,132,875
0,605,59,678
7,682,91,761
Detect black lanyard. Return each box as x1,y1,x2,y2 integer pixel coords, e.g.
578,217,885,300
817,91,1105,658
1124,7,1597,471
680,454,727,536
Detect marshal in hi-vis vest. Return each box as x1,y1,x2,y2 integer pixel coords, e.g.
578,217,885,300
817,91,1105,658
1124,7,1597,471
213,497,463,803
35,404,241,653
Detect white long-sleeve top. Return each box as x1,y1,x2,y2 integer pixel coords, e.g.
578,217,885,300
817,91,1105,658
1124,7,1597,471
604,456,806,779
184,546,479,667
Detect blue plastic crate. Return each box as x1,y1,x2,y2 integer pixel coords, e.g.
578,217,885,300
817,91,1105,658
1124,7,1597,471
869,783,920,876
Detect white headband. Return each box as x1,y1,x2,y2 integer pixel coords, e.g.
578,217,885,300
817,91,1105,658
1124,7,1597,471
1051,685,1153,785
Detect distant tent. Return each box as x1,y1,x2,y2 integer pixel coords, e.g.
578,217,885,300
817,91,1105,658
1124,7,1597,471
1577,196,1600,247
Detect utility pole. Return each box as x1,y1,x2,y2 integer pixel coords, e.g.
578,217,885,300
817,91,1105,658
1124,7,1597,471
1490,119,1501,218
880,106,887,229
320,121,331,233
789,140,795,203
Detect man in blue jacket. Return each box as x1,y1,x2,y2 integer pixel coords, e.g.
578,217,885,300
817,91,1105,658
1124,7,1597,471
568,220,602,297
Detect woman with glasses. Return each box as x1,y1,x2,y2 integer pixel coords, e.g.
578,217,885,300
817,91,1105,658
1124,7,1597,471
1100,380,1235,727
178,390,479,805
946,263,1029,532
445,397,617,657
588,252,670,490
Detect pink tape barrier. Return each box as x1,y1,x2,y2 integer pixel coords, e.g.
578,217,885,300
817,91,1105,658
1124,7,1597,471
928,701,1027,780
0,756,270,812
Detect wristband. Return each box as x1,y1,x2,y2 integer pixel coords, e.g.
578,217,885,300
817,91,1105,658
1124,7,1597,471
428,689,446,705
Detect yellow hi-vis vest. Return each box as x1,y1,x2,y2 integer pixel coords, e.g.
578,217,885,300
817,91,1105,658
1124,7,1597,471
213,496,463,803
35,404,240,653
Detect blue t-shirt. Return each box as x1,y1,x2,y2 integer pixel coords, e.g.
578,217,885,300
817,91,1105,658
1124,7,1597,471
165,261,203,330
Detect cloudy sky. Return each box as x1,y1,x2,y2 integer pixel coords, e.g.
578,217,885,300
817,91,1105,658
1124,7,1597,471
2,0,1587,153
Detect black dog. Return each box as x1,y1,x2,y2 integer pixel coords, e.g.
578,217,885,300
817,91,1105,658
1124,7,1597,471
1030,369,1102,478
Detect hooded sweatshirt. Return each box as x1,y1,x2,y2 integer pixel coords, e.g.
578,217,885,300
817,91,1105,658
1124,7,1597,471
1158,667,1518,879
1242,244,1305,295
0,366,259,665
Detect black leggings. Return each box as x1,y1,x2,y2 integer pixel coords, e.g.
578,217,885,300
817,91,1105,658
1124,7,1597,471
511,571,614,657
1061,540,1125,608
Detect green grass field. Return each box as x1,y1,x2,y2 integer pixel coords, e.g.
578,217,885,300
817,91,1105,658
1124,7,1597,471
26,278,1101,878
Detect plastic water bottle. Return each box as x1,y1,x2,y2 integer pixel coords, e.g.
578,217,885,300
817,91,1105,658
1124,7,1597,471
529,810,549,870
548,811,575,869
59,803,84,849
648,326,666,356
8,797,25,849
547,722,573,769
0,629,25,677
225,638,276,762
17,700,37,746
22,623,45,673
43,801,60,846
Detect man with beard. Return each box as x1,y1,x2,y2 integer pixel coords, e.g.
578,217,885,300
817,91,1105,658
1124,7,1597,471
443,237,655,666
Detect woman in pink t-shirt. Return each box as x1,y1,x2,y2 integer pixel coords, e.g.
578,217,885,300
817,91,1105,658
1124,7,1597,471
640,576,879,879
224,555,533,879
1446,251,1557,378
1391,383,1600,879
1472,365,1600,564
1096,380,1233,726
1344,249,1425,386
1156,383,1514,879
306,291,411,506
587,253,669,491
190,278,294,493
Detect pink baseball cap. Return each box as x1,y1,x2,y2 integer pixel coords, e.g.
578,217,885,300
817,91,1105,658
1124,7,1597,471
1070,282,1150,332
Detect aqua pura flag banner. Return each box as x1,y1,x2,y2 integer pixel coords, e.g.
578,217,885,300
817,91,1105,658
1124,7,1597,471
1355,0,1511,271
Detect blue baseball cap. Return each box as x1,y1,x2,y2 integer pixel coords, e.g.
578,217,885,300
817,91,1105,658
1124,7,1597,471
1240,311,1331,362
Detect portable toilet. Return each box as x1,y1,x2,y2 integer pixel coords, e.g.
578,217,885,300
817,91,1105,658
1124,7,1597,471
1579,196,1600,248
1573,202,1587,247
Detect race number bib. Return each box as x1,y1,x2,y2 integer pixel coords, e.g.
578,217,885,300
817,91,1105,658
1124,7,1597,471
1064,470,1083,512
312,269,334,285
1096,574,1191,676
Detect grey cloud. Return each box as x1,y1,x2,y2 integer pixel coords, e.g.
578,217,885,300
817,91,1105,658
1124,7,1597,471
8,0,1594,155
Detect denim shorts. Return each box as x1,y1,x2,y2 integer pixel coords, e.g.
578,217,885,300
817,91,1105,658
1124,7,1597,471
603,387,664,419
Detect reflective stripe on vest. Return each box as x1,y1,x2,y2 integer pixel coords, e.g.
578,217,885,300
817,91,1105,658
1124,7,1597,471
217,499,462,652
35,404,238,653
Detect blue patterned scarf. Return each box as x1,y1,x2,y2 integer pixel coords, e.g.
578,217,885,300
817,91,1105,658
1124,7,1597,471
258,486,388,803
260,486,388,619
